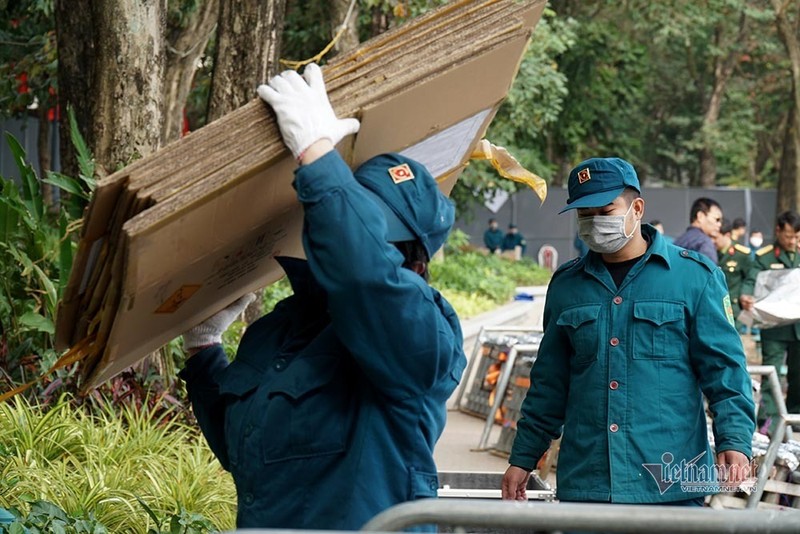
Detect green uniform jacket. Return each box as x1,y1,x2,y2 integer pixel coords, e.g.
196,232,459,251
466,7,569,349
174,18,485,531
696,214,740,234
742,244,800,340
717,243,752,317
509,226,755,503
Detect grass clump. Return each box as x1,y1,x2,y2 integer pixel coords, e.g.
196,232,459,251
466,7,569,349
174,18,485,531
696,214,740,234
0,396,235,533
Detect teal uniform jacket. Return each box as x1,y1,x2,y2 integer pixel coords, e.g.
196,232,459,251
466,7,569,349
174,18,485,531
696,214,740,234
180,151,466,530
509,226,755,503
742,243,800,341
502,232,527,254
484,228,504,252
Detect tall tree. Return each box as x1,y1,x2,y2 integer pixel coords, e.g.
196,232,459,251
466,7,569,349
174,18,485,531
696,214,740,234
206,0,287,123
55,0,166,178
162,0,219,143
772,0,800,211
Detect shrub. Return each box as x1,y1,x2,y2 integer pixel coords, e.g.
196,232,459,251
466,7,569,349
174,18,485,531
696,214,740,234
0,396,234,533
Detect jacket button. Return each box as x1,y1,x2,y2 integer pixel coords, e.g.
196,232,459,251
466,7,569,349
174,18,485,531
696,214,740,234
680,250,689,257
609,380,619,390
613,296,623,305
244,493,254,504
429,480,438,491
274,358,286,371
609,423,619,432
609,337,620,346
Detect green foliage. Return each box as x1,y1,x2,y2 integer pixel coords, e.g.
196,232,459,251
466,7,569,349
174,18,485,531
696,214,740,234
0,109,93,393
0,397,233,533
429,230,551,318
452,7,577,216
0,0,57,120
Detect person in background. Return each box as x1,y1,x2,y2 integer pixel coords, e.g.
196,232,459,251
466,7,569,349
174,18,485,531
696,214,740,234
648,219,674,244
748,230,764,256
740,210,800,435
714,219,752,328
731,218,747,245
502,157,754,507
484,218,504,254
179,63,465,530
674,197,723,262
502,223,527,259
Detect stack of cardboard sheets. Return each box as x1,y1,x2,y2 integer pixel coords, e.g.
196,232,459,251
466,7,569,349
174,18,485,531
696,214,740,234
56,0,547,390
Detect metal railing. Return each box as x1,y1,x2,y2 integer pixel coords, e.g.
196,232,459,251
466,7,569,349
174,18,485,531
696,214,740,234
362,499,800,532
452,325,541,410
746,365,799,508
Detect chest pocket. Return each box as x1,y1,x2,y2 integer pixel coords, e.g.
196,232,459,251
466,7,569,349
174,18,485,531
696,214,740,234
556,304,601,364
261,354,355,464
632,301,686,359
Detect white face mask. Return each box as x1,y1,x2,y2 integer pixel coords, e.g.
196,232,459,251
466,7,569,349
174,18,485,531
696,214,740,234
750,236,763,248
578,202,638,254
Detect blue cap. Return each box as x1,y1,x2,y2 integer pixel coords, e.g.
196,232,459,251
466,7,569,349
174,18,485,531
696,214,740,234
354,153,455,259
559,157,640,214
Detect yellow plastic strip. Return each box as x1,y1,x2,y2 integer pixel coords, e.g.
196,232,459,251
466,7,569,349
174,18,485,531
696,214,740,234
470,139,547,204
0,336,97,403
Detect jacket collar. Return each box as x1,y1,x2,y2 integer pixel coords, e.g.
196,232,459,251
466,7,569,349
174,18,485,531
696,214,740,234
582,223,671,285
275,256,327,301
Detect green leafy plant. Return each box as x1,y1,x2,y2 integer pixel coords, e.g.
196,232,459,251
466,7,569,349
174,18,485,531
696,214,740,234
429,229,551,318
0,107,94,394
0,397,234,533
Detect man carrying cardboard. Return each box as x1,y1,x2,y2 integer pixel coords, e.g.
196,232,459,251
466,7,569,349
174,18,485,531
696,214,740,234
179,63,466,530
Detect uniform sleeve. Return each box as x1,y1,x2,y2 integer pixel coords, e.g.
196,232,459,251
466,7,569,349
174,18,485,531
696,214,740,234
293,151,459,401
699,239,718,263
741,254,763,296
689,268,756,456
178,345,231,469
508,291,569,470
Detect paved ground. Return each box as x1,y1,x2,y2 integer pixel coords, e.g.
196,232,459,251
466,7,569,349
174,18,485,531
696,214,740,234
435,293,549,480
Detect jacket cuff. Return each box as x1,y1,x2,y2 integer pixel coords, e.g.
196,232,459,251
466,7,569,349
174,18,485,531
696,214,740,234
293,150,355,203
715,435,753,458
179,344,229,384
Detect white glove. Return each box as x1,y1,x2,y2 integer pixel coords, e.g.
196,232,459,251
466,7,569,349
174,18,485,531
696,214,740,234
257,63,360,159
182,293,257,351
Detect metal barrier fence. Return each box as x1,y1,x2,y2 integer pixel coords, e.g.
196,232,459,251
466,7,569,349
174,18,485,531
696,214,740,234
746,365,799,508
361,499,800,532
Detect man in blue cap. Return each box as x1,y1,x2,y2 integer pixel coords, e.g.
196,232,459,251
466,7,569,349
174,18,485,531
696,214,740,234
179,63,465,530
501,157,755,506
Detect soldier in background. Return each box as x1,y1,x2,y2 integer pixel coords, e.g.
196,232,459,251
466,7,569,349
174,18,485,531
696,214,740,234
484,218,504,254
502,223,527,259
731,218,747,245
715,219,752,327
740,210,800,434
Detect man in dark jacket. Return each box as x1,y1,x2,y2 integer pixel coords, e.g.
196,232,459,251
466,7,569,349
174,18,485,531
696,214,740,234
179,63,466,530
674,197,723,261
484,218,504,253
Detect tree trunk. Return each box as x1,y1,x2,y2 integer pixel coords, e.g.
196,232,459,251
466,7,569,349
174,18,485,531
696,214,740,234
697,14,749,187
773,0,800,212
777,101,799,212
161,0,220,144
54,0,96,179
206,0,287,123
331,0,360,55
55,0,166,177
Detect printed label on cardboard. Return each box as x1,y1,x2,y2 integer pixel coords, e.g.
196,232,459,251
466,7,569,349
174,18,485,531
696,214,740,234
154,285,202,314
